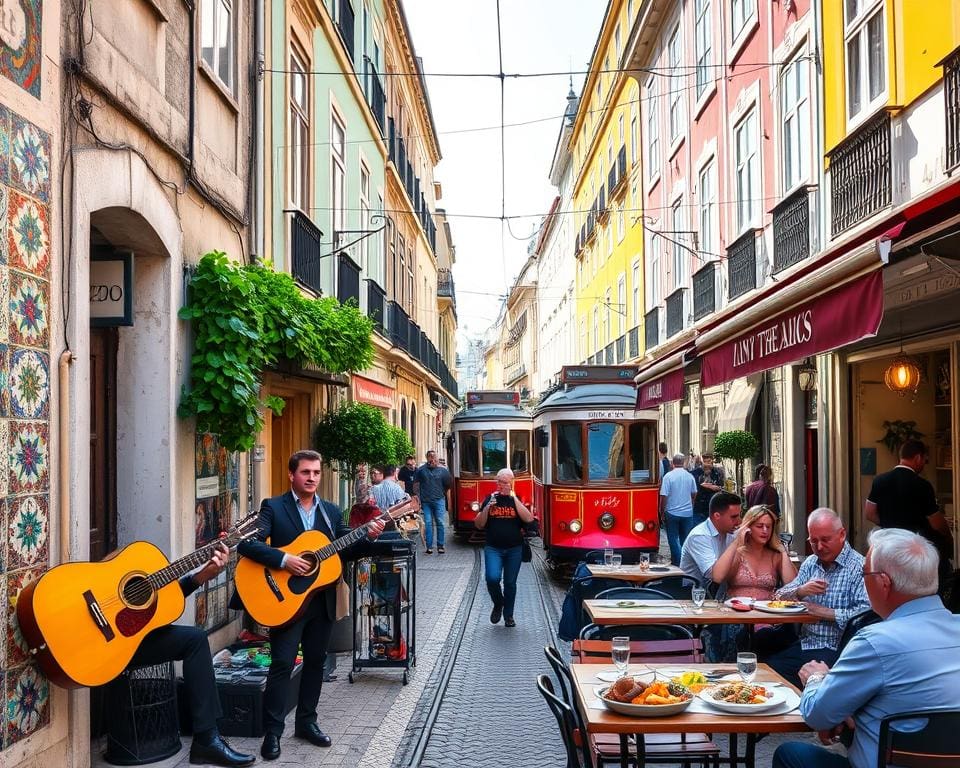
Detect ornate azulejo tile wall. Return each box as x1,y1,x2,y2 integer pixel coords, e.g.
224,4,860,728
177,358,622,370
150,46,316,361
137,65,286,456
0,1,43,99
0,104,51,749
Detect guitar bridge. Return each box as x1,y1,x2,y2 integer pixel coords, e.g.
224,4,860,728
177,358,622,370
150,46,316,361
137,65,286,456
264,569,285,602
83,590,115,641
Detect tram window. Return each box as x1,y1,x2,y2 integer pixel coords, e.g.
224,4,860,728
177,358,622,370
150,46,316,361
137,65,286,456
587,422,625,481
459,432,480,476
555,422,583,482
509,430,530,474
628,422,656,483
481,431,507,474
533,431,543,478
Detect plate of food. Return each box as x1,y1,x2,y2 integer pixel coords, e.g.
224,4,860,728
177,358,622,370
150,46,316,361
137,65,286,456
699,682,786,713
599,678,694,717
753,600,806,614
668,670,712,694
723,597,756,612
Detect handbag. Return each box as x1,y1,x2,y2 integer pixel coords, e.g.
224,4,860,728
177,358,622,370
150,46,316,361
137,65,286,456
521,536,533,563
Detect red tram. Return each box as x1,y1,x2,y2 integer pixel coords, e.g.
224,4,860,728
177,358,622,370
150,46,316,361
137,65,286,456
448,391,534,533
532,366,661,559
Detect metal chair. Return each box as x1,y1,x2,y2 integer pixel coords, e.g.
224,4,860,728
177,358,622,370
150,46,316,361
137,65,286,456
878,710,960,768
644,575,701,600
594,586,673,601
837,609,882,653
580,623,696,642
572,629,704,665
537,673,586,768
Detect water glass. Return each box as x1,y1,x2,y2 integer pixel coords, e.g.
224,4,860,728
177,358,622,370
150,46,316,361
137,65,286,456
737,652,758,685
604,548,614,567
611,553,622,569
611,636,631,678
691,586,706,613
638,552,650,571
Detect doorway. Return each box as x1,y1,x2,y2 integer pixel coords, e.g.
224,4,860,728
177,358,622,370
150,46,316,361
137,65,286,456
89,327,118,561
269,391,313,495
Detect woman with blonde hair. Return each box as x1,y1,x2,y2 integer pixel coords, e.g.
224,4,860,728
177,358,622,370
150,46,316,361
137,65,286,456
713,505,797,599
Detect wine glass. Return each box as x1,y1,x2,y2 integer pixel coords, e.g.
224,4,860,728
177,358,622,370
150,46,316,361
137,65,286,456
604,548,614,567
611,636,631,678
638,552,650,571
737,652,758,685
691,586,706,613
611,553,622,569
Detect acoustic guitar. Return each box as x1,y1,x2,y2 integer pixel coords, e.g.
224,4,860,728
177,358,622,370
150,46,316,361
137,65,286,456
16,513,260,689
235,498,420,628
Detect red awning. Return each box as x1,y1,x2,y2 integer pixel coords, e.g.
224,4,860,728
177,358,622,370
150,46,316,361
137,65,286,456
700,269,884,388
636,367,685,409
353,375,394,408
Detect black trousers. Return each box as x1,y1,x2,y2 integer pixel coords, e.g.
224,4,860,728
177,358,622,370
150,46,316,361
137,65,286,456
765,640,839,689
263,597,334,736
131,624,221,736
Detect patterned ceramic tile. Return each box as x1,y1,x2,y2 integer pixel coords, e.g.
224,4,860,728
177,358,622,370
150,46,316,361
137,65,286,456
5,663,49,745
0,0,42,99
9,348,47,420
7,190,47,276
0,345,7,417
8,421,47,495
0,105,10,185
5,569,41,667
0,420,8,498
0,186,7,265
0,268,8,345
8,271,46,348
9,116,48,203
7,496,45,570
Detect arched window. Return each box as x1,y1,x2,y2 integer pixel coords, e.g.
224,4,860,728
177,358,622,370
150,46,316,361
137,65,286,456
410,402,417,445
400,401,407,433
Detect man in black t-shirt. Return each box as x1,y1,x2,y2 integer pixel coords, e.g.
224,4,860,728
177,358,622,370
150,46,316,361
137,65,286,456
865,439,953,579
690,452,724,522
397,455,417,495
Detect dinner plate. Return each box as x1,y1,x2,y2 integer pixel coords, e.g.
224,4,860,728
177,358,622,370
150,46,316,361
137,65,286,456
723,597,755,609
648,566,671,572
752,600,807,614
598,686,694,717
595,670,623,682
698,685,787,713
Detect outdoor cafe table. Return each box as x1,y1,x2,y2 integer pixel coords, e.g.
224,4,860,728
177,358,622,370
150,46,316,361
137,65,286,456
586,563,687,583
571,662,810,768
584,599,820,627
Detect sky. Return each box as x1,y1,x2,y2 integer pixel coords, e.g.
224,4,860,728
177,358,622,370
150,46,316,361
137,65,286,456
403,0,607,351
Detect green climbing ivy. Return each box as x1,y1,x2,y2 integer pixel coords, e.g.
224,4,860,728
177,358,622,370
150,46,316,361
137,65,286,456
178,251,374,451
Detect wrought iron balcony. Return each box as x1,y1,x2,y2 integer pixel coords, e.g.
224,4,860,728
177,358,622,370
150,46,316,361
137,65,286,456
603,343,613,365
727,231,757,301
438,268,455,302
645,308,659,350
387,117,396,163
290,211,324,295
665,289,685,338
397,137,407,176
692,261,716,321
365,278,386,335
365,60,386,136
505,362,527,385
772,187,811,273
597,188,608,220
389,300,410,351
335,0,355,61
944,47,960,172
408,321,422,362
336,251,361,306
608,145,628,199
615,334,626,363
828,111,891,236
628,326,640,359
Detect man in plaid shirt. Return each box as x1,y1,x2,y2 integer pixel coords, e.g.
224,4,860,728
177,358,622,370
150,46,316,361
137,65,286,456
768,508,870,686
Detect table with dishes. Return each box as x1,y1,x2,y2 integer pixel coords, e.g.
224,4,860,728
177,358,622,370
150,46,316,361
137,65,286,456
571,662,810,768
584,597,820,626
585,563,687,583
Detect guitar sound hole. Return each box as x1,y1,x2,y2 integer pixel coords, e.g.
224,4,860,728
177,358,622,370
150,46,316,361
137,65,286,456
300,553,319,576
122,576,155,607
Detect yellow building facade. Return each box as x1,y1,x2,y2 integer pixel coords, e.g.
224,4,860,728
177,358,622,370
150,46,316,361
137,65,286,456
571,0,645,366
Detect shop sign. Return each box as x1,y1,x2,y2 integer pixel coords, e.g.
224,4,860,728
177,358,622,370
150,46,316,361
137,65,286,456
635,368,685,409
353,375,394,409
701,270,883,388
90,251,134,326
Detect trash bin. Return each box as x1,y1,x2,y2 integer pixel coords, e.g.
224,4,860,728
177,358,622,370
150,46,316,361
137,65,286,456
103,662,181,765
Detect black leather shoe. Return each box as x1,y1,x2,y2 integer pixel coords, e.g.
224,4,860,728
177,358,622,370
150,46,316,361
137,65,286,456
260,733,281,761
504,617,516,627
490,604,503,624
295,722,333,747
189,735,255,766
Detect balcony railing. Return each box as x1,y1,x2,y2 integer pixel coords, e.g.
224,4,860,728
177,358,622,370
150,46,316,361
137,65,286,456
727,231,757,301
615,334,626,363
666,289,685,338
438,268,455,302
828,110,891,236
387,117,396,163
603,343,614,365
944,47,960,172
608,145,628,198
628,326,640,358
365,278,386,335
408,321,422,362
597,187,607,220
645,308,659,350
335,0,355,61
365,60,386,136
692,261,716,321
290,211,324,295
397,137,407,177
336,252,361,306
505,362,527,385
389,300,410,351
772,187,811,272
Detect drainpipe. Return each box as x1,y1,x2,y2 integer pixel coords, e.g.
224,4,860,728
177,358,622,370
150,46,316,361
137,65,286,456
253,0,265,262
58,351,75,563
184,1,197,172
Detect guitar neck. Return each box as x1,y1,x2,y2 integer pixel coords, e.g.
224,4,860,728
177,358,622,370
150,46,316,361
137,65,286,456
148,538,232,589
314,522,375,561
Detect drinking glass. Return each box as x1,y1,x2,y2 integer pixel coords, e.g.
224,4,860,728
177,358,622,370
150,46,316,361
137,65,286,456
638,553,650,571
611,554,622,569
611,636,631,678
737,652,758,685
691,586,706,613
604,548,614,567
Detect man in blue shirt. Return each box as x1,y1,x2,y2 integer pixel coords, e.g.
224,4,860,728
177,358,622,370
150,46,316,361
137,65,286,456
414,450,452,554
773,527,960,768
659,453,698,565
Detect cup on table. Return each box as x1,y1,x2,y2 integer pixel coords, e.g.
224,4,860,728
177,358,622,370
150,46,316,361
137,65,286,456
638,552,650,571
737,652,758,685
611,636,631,678
691,585,706,613
611,553,622,569
604,548,614,567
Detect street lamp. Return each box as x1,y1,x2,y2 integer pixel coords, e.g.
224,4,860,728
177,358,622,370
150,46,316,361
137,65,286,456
797,359,817,392
884,354,922,396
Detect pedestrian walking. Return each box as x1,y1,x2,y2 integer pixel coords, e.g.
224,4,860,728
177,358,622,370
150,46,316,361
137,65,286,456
658,442,671,481
744,463,781,518
659,453,698,565
397,455,417,495
690,451,724,523
474,468,535,627
413,450,452,554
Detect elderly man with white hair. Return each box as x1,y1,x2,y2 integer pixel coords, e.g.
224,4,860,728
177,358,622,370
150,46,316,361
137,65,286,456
773,528,960,768
474,467,535,627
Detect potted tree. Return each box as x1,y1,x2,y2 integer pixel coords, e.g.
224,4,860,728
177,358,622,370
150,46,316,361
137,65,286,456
713,429,760,496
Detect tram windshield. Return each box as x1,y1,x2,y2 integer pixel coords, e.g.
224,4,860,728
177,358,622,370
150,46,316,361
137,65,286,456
509,430,530,473
553,419,658,484
459,433,480,476
458,429,531,477
556,423,583,481
481,431,507,474
587,423,624,481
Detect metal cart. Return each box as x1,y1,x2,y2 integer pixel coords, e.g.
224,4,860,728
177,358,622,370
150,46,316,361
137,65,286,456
349,537,416,685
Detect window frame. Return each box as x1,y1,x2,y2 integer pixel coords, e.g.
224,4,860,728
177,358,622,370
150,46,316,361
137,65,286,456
698,158,717,257
780,51,811,196
671,196,686,289
694,0,712,101
288,45,310,212
359,162,370,272
733,106,759,235
331,110,347,239
667,23,684,145
200,0,236,93
843,0,887,126
645,76,660,185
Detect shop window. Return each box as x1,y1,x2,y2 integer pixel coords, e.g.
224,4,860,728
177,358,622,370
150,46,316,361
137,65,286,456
459,432,480,476
556,422,583,482
628,422,656,483
587,422,625,481
481,430,507,475
510,430,530,474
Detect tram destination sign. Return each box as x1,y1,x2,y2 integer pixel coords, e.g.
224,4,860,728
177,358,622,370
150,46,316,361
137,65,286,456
466,391,520,406
561,365,637,384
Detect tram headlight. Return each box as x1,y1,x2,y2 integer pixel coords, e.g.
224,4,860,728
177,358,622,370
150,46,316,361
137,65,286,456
568,519,583,534
470,501,480,512
598,512,615,531
632,519,645,533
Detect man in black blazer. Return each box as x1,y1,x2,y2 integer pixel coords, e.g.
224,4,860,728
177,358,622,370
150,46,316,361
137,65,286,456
236,450,385,761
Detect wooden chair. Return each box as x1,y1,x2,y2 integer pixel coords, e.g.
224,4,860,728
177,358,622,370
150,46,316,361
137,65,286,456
644,575,701,600
571,634,704,665
595,586,673,601
878,710,960,768
580,623,696,643
543,646,720,767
